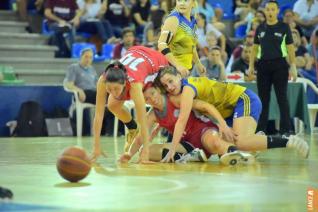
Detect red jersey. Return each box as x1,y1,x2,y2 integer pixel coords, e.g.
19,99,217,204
117,46,169,100
154,96,218,155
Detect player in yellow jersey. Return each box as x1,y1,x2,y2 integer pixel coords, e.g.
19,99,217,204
155,66,309,162
158,0,206,77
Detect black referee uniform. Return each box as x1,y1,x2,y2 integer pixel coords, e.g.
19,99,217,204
254,21,293,134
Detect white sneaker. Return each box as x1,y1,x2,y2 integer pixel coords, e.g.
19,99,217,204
176,148,208,163
287,135,309,159
220,151,255,166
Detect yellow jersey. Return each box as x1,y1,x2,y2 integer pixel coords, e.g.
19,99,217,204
183,77,246,118
167,10,197,70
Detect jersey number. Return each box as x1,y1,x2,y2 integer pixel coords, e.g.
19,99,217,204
119,53,145,71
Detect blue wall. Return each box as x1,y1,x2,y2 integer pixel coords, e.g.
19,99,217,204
0,85,72,136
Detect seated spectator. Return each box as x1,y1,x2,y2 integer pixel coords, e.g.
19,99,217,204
196,0,215,23
64,48,118,136
234,1,260,34
234,0,250,20
196,13,226,58
142,9,165,47
101,0,131,37
204,31,228,62
193,46,226,81
231,43,256,81
212,6,226,31
283,9,308,47
293,0,318,38
112,27,137,59
226,31,254,73
76,0,118,44
292,29,313,71
44,0,82,58
131,0,151,40
17,0,45,33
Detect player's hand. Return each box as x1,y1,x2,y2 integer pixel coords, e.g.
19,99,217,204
161,148,175,163
290,64,298,82
218,123,237,142
176,65,190,77
247,67,254,79
118,153,132,163
137,146,155,164
196,62,207,76
90,147,107,162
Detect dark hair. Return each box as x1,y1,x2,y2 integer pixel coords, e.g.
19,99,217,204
103,61,127,84
151,9,166,30
198,13,207,34
266,0,279,8
154,66,179,92
122,27,135,37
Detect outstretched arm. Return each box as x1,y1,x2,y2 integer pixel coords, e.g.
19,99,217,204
161,87,195,162
119,111,158,163
170,95,236,141
91,76,108,161
129,82,152,163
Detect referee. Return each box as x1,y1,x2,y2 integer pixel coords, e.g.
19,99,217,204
248,0,297,136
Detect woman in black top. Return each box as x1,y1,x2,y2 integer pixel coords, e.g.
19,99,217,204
248,0,297,136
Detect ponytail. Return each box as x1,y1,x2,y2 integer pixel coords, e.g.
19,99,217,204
103,61,127,84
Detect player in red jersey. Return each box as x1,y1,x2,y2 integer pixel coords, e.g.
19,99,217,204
91,46,169,163
119,83,255,165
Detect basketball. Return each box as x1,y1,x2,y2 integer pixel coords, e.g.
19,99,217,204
56,146,91,182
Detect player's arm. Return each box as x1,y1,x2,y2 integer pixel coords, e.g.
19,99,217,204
193,45,206,76
121,111,157,163
161,87,195,162
91,76,108,161
129,82,151,163
158,16,188,76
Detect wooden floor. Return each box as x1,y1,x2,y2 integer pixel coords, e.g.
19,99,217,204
0,133,317,212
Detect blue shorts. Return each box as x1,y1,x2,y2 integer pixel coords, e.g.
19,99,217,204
226,89,262,127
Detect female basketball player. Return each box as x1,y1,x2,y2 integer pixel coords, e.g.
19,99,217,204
158,0,206,77
155,66,309,162
91,46,169,163
119,83,254,165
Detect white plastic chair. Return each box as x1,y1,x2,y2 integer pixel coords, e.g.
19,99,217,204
296,77,318,133
64,87,152,138
64,87,96,137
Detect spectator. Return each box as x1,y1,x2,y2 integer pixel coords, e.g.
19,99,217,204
204,31,227,62
292,29,313,71
196,13,226,57
112,27,137,59
101,0,131,37
64,48,117,136
293,0,318,38
196,0,215,23
44,0,82,58
193,46,226,81
76,0,118,44
234,1,260,34
231,43,256,81
226,31,254,73
16,0,45,33
283,9,308,47
143,9,165,47
131,0,151,39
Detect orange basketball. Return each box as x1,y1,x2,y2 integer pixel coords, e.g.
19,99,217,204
56,146,91,182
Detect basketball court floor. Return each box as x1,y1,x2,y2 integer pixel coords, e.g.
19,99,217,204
0,133,317,211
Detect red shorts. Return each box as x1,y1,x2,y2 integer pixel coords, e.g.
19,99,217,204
183,121,218,158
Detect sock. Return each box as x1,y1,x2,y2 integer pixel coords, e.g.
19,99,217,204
124,119,137,130
267,136,288,149
227,145,238,153
162,148,182,161
218,146,238,158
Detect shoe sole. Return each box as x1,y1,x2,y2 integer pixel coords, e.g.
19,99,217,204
220,152,255,166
